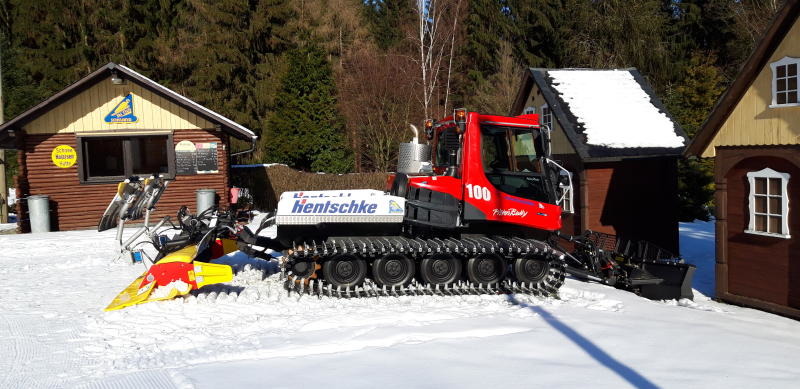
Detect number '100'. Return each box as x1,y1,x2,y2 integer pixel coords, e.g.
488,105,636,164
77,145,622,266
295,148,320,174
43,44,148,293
465,184,491,201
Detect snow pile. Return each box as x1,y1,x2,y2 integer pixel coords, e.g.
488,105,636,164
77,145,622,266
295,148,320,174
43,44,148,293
548,70,685,148
2,222,800,388
150,280,191,299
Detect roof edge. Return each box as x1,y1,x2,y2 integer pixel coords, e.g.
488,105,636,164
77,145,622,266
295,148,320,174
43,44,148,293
0,62,256,142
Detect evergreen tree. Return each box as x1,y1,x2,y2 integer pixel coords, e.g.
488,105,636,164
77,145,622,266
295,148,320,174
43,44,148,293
507,0,566,68
561,0,676,90
665,52,725,221
362,0,414,50
459,0,511,105
263,44,352,173
173,0,254,128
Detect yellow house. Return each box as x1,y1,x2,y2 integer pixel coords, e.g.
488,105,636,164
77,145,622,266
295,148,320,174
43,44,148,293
686,0,800,319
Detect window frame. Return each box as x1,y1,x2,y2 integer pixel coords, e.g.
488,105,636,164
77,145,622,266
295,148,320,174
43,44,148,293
540,103,553,131
769,56,800,108
523,106,536,115
76,132,176,184
745,167,791,239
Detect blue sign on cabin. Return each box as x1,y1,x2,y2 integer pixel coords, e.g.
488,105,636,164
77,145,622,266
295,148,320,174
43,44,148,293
105,93,138,123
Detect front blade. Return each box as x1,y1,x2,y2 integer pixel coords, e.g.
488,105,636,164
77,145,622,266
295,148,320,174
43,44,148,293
104,261,234,311
104,271,157,311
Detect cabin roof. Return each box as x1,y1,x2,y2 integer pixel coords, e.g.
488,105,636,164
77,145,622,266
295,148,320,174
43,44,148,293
512,68,687,162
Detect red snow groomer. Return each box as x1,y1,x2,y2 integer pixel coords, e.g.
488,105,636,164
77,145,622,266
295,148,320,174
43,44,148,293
245,109,695,300
102,110,695,311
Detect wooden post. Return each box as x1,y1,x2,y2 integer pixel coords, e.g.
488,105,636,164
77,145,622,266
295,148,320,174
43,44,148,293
0,150,6,224
0,40,6,224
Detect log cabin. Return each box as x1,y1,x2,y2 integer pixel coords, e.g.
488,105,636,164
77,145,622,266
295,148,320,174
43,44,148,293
685,0,800,319
512,68,688,253
0,63,257,231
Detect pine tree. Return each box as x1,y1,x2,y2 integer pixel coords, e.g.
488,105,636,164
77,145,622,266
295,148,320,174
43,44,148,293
263,44,352,173
665,52,725,221
560,0,676,89
172,0,254,128
507,0,566,68
460,0,510,98
362,0,415,50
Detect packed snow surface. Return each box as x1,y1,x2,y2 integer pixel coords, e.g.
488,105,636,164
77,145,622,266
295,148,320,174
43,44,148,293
548,70,685,148
1,219,800,388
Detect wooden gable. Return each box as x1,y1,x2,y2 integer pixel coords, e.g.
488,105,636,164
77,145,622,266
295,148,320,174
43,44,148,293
687,0,800,158
699,15,800,157
0,63,255,144
518,83,577,156
24,78,214,135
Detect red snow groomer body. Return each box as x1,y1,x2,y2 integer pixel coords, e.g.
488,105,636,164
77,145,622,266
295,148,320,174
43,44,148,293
262,109,694,299
101,110,695,311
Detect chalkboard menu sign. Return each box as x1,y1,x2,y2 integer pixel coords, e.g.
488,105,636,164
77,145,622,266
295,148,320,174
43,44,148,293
196,142,219,174
175,140,197,175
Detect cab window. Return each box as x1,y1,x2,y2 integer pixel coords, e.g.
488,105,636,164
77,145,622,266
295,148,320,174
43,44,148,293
435,128,460,166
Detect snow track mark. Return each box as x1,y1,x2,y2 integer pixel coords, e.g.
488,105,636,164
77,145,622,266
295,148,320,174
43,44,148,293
76,369,184,389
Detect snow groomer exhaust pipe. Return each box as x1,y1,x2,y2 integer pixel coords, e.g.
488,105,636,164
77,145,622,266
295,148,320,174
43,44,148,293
397,124,432,174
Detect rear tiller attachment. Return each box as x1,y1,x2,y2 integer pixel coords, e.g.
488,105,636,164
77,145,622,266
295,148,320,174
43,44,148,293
561,231,696,300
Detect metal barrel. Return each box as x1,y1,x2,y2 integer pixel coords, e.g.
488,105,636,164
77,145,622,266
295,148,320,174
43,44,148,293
195,189,216,215
27,195,51,233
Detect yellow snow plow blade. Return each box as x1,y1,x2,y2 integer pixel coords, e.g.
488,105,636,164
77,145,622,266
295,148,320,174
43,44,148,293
104,271,158,311
104,259,233,311
192,262,234,289
157,246,198,263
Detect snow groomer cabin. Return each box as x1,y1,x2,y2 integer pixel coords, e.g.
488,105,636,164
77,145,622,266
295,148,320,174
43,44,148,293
0,63,257,231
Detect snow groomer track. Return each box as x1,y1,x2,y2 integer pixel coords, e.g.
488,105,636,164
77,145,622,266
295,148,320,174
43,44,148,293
285,235,567,297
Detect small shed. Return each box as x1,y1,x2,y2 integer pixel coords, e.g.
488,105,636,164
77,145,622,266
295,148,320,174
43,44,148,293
0,63,256,231
685,0,800,319
512,68,688,252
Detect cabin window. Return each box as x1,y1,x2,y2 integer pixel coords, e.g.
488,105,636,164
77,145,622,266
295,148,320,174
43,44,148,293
770,57,800,107
78,134,175,183
524,106,536,114
435,128,460,167
746,168,790,238
540,104,553,131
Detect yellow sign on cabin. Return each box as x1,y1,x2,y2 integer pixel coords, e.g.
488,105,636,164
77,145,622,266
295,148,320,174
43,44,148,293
51,145,77,168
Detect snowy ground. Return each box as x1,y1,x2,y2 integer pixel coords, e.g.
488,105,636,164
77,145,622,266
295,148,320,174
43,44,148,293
1,219,800,388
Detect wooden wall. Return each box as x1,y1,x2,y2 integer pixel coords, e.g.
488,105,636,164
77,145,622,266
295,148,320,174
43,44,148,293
23,77,214,135
720,149,800,311
584,158,679,253
703,18,800,157
17,129,229,231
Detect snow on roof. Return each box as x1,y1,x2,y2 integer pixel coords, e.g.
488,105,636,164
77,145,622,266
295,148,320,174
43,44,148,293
548,70,684,148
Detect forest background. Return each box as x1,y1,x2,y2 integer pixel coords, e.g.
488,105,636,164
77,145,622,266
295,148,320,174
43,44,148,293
0,0,788,220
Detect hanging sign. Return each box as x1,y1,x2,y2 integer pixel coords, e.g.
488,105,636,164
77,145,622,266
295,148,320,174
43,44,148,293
175,140,197,175
104,93,138,123
51,145,77,168
196,142,219,174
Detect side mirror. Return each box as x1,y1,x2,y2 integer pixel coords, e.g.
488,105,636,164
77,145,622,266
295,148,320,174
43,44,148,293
540,126,552,158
